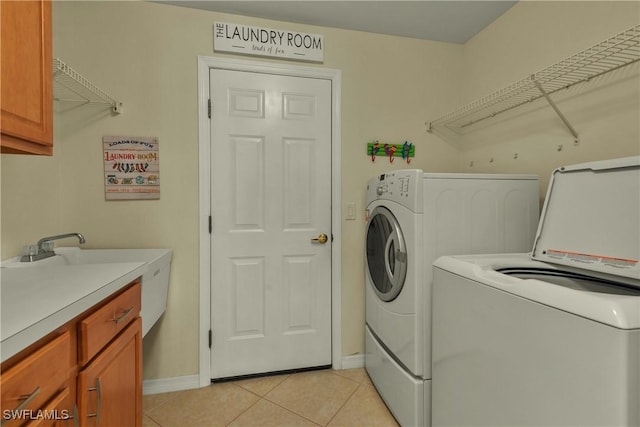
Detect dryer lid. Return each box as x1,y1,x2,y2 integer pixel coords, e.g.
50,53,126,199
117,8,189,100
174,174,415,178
532,156,640,281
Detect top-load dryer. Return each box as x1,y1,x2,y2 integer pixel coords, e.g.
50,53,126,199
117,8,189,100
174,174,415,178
432,156,640,427
364,170,540,426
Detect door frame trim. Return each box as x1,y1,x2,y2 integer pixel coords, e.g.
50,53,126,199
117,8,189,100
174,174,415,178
197,56,342,386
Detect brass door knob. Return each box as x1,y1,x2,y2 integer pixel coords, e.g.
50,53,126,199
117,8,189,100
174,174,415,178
311,233,328,244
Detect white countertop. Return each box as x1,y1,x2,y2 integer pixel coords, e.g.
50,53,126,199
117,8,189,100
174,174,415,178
1,262,146,363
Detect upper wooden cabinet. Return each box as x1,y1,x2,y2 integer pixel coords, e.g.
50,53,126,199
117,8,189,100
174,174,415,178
1,0,53,155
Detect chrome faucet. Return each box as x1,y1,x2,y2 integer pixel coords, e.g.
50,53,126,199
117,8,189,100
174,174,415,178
20,233,86,262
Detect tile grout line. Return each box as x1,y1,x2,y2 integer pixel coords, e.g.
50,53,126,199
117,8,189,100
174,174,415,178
258,370,362,427
223,383,264,426
260,389,323,426
226,376,323,426
144,412,164,427
142,369,374,427
323,379,363,426
257,397,324,427
143,395,175,427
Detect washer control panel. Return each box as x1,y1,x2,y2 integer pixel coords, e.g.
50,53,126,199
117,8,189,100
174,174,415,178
366,170,423,213
376,173,412,197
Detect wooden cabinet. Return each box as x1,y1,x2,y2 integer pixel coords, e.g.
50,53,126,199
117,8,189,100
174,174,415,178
0,0,53,155
77,319,142,427
0,331,75,426
77,284,142,427
0,281,142,427
78,284,141,367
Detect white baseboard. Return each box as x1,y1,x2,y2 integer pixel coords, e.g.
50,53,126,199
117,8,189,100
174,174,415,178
144,355,365,396
341,353,365,370
143,374,200,395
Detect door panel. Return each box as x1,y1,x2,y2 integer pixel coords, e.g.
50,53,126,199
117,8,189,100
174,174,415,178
230,257,265,339
231,135,264,229
284,138,314,226
283,255,315,332
210,69,332,379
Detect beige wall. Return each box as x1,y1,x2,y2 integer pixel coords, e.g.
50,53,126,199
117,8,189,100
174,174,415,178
1,1,638,382
456,1,640,195
1,1,462,380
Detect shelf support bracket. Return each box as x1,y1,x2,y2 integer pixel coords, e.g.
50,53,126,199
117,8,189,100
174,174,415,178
531,75,579,143
53,58,123,115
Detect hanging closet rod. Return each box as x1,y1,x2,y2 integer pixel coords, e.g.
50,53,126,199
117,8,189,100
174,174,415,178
53,58,122,114
428,25,640,134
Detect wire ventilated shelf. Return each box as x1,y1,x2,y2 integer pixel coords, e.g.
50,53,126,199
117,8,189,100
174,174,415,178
428,25,640,134
53,58,122,113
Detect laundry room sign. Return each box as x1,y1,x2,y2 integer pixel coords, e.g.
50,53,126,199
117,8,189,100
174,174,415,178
214,21,324,62
103,136,160,200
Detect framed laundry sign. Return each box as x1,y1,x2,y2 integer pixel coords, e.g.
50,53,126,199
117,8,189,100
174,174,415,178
214,21,324,62
103,136,160,200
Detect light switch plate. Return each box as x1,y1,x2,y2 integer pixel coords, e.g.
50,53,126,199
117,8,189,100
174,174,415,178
345,202,356,220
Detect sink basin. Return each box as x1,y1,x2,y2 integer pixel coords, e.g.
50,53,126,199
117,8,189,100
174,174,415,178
2,247,172,337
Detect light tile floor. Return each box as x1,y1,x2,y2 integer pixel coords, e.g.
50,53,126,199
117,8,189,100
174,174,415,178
143,368,400,427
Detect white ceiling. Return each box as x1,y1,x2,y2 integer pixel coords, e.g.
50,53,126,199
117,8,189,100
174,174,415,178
155,1,517,44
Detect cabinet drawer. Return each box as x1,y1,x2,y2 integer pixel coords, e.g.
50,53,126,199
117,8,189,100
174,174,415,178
0,332,71,426
78,282,141,366
26,387,74,427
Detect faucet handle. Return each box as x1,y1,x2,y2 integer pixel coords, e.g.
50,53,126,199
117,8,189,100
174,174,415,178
41,241,55,252
23,245,39,257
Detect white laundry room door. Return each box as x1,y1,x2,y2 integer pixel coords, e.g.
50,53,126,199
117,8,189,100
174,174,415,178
209,68,332,379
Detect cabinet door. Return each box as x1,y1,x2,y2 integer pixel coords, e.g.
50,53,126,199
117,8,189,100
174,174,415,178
0,332,72,426
77,318,142,427
0,0,53,155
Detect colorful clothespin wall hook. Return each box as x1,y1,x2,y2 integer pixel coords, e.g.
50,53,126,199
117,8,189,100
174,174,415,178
384,144,397,163
402,141,413,164
367,141,415,163
370,141,381,162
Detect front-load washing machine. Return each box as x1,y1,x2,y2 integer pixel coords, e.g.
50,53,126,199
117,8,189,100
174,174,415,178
432,156,640,427
364,170,539,426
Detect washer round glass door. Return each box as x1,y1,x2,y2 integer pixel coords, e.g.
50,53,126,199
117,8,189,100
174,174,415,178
365,206,408,302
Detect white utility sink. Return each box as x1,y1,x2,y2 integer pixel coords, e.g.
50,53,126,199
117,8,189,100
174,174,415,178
2,247,172,337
